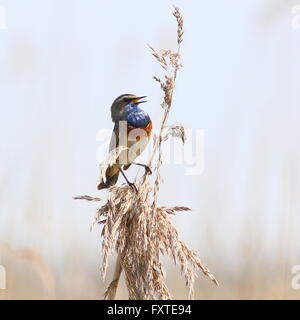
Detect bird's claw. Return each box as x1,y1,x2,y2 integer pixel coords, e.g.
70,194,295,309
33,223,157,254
145,165,152,175
129,183,138,193
132,162,152,175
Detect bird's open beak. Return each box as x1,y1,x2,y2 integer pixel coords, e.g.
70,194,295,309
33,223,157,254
132,96,147,104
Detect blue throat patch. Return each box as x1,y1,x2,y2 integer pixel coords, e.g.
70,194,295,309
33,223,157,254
124,103,150,128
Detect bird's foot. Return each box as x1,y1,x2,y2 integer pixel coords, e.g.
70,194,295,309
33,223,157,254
129,182,138,193
132,162,152,175
120,169,138,193
144,165,152,175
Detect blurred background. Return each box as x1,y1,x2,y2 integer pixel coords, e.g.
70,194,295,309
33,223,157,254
0,0,299,299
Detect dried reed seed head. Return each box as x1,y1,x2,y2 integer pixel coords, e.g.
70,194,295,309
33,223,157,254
173,6,184,45
162,124,187,144
96,179,218,299
170,53,183,70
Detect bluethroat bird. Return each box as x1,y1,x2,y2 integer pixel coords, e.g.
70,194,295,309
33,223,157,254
97,94,152,190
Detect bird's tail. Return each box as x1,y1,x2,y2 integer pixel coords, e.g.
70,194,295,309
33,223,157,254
97,166,120,190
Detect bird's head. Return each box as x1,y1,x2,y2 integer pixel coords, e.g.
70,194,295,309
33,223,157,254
111,94,147,122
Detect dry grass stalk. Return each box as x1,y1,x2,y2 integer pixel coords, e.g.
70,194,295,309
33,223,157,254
73,195,101,202
104,255,122,300
75,6,218,300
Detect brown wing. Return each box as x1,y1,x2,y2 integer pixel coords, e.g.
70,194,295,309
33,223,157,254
109,122,119,152
123,120,152,171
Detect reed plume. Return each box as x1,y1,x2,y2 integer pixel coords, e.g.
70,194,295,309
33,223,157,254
75,6,218,300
